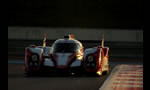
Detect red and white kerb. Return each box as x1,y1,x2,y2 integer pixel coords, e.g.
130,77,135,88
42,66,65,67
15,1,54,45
99,64,143,90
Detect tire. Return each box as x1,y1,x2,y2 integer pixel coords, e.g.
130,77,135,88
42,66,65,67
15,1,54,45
102,70,109,75
102,65,110,75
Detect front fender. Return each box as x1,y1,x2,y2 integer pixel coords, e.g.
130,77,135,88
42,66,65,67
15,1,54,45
83,47,98,59
24,46,44,72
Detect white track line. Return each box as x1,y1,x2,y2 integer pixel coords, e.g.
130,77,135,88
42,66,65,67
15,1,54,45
117,74,143,76
113,80,143,84
111,84,143,88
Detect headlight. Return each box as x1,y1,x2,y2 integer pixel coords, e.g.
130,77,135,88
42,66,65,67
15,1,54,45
31,54,38,62
87,55,94,62
91,63,95,67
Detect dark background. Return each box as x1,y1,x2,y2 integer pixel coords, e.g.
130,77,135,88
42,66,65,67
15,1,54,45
8,0,143,29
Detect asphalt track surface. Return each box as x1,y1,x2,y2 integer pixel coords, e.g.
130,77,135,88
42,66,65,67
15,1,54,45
8,59,142,90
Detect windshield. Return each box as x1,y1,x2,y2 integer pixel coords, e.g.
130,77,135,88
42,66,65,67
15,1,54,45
53,43,79,53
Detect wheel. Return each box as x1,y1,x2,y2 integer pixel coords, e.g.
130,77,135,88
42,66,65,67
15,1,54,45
102,65,110,75
102,70,109,75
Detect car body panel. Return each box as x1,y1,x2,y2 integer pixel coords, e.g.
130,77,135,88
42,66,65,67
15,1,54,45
24,34,109,76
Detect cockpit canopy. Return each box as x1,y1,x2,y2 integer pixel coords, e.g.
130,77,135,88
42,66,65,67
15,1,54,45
53,42,79,53
51,35,83,53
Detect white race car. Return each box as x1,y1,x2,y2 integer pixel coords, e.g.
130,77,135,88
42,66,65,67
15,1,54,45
24,34,109,76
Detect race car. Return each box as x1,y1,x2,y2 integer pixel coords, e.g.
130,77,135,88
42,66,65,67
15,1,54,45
24,34,109,76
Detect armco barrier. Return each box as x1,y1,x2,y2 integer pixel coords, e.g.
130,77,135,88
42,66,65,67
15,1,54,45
8,27,143,42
